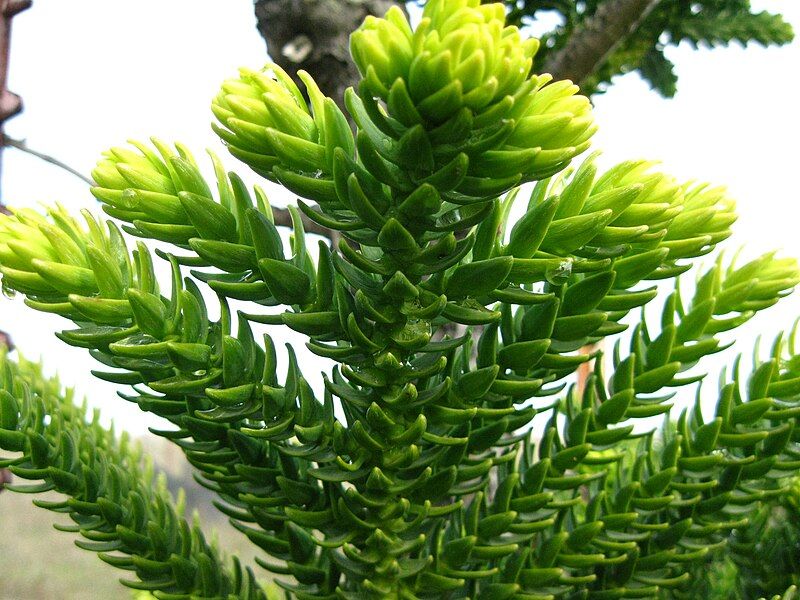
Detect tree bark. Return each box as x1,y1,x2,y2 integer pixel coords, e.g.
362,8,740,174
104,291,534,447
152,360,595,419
254,0,402,106
0,461,10,491
0,0,32,211
542,0,662,86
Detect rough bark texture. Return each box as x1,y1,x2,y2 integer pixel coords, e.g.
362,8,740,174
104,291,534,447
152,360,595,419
543,0,663,86
254,0,402,105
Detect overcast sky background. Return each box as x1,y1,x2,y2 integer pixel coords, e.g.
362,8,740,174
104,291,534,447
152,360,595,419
2,1,799,434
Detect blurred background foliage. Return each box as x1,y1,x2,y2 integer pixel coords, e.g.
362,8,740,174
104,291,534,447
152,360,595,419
503,0,793,97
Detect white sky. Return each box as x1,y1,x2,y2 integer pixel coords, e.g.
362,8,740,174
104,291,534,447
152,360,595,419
2,1,799,433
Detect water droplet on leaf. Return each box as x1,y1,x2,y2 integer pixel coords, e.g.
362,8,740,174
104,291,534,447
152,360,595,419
545,259,572,285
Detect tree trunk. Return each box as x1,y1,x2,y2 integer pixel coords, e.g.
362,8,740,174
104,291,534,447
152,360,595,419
254,0,402,105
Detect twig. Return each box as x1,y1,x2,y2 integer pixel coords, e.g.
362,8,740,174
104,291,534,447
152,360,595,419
3,135,93,186
543,0,662,87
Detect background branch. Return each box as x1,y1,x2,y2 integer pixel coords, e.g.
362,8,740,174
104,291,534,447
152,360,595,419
542,0,663,86
3,135,93,186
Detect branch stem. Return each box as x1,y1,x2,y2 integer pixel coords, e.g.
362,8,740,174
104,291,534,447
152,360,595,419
3,135,94,186
543,0,662,86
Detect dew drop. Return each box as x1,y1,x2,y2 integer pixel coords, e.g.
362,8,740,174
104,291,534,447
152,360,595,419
545,259,572,286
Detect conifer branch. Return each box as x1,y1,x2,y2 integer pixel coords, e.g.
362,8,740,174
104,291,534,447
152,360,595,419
543,0,663,86
0,353,267,600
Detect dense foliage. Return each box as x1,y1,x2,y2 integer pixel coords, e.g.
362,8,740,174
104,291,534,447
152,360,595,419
684,477,800,599
0,352,268,599
1,1,799,598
